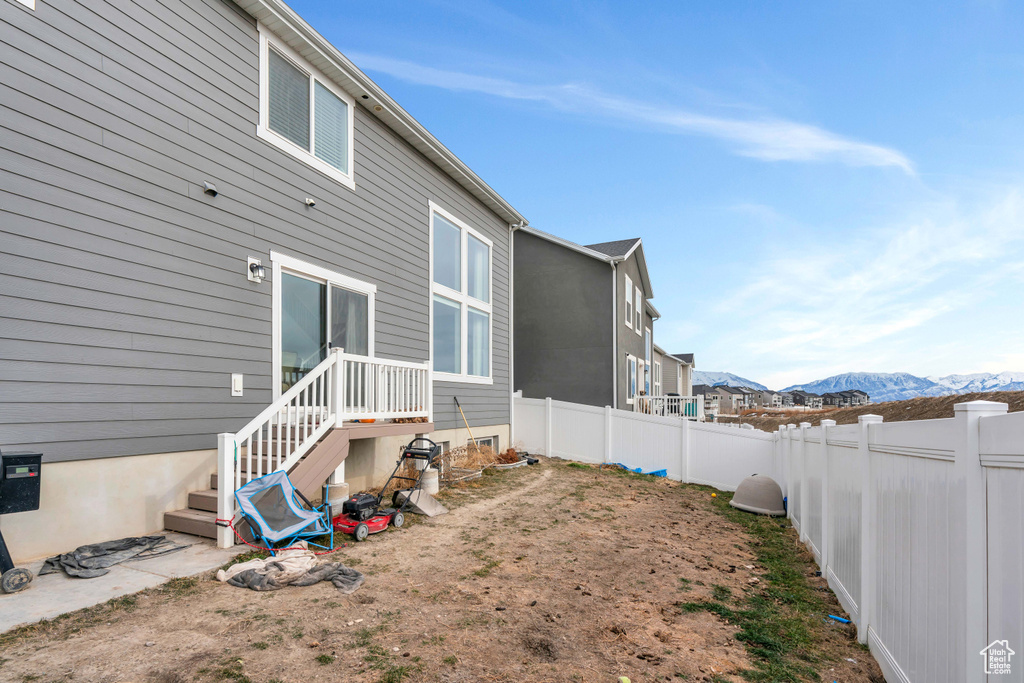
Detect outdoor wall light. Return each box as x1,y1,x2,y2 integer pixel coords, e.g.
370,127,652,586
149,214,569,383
203,181,218,197
305,197,317,207
247,257,265,284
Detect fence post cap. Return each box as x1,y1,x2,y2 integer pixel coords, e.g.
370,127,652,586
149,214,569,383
858,414,883,424
820,419,837,427
799,422,811,429
953,400,1008,414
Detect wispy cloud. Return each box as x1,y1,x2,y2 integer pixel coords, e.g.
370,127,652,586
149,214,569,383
351,53,914,173
706,189,1024,387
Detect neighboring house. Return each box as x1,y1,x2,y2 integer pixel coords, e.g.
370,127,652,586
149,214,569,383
669,353,695,396
752,390,781,409
850,389,870,405
736,387,758,410
822,392,845,407
513,229,657,411
778,391,795,408
792,391,824,409
693,384,721,416
0,0,525,559
652,344,670,397
713,386,746,414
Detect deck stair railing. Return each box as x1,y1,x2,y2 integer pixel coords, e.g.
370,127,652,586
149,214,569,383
216,348,431,547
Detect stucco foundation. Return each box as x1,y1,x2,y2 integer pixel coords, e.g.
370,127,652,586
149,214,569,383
0,449,216,564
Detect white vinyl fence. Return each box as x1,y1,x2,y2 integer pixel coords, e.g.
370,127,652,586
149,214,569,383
514,396,1023,683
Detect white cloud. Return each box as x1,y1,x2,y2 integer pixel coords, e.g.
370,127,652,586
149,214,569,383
350,53,913,173
705,189,1024,386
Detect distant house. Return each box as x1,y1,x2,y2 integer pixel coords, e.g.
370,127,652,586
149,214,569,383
778,392,795,408
513,228,657,410
822,392,845,407
752,389,782,409
792,390,824,409
850,389,870,405
693,384,721,416
714,385,746,414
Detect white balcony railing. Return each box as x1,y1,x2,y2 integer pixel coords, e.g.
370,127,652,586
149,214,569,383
634,395,704,421
216,348,431,547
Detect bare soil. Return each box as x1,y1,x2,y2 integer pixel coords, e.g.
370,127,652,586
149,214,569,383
719,390,1024,432
0,460,882,683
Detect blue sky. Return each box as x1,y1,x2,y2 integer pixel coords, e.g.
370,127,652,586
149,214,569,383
291,0,1024,388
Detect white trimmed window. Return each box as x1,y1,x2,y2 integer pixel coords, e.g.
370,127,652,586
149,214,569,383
430,202,492,384
258,26,355,189
634,287,642,334
654,361,661,396
627,355,637,403
644,327,652,394
624,274,633,330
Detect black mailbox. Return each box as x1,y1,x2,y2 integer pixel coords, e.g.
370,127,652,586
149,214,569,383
0,452,42,515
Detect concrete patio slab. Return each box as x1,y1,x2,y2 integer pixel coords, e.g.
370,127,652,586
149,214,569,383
0,533,245,633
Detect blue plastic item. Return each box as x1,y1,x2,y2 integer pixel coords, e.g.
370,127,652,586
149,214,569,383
827,614,851,624
615,463,667,477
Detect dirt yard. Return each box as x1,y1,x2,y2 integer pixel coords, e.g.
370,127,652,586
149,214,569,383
719,390,1024,432
0,460,882,683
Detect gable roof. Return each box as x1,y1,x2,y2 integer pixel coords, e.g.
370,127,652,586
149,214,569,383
232,0,526,226
671,353,694,365
517,228,654,297
585,238,641,259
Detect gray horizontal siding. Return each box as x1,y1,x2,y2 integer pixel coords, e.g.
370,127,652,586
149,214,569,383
0,0,510,463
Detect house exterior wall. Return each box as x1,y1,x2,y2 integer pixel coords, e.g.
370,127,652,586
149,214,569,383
0,0,512,465
615,251,651,409
512,231,613,408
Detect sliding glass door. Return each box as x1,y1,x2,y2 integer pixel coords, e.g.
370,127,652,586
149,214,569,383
279,271,370,393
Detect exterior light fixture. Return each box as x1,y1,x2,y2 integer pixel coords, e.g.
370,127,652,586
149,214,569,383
373,105,383,112
305,197,316,207
247,257,265,283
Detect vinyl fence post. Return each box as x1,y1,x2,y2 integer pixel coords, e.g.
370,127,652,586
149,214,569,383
680,417,689,483
955,400,1006,683
216,432,235,549
545,397,553,458
820,419,836,580
857,413,882,645
604,405,613,464
798,422,810,544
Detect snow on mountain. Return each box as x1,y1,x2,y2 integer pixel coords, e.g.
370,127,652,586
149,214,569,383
783,372,947,403
784,371,1024,402
927,372,1024,393
692,371,767,391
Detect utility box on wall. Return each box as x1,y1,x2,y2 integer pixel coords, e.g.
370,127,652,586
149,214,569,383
0,451,42,515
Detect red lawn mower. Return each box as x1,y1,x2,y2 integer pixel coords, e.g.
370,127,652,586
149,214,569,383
332,437,442,541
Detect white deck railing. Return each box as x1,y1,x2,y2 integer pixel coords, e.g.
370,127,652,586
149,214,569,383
634,395,704,421
216,348,431,547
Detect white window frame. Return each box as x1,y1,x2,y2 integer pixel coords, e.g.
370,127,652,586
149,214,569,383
429,201,493,385
270,250,376,400
654,361,661,396
472,436,499,452
257,25,356,190
634,287,642,335
626,354,637,404
624,274,633,330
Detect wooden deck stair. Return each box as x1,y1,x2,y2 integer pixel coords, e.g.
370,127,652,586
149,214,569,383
163,428,352,540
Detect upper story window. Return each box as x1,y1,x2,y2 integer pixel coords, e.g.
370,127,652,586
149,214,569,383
624,274,633,330
430,202,492,384
634,286,642,334
258,26,355,189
